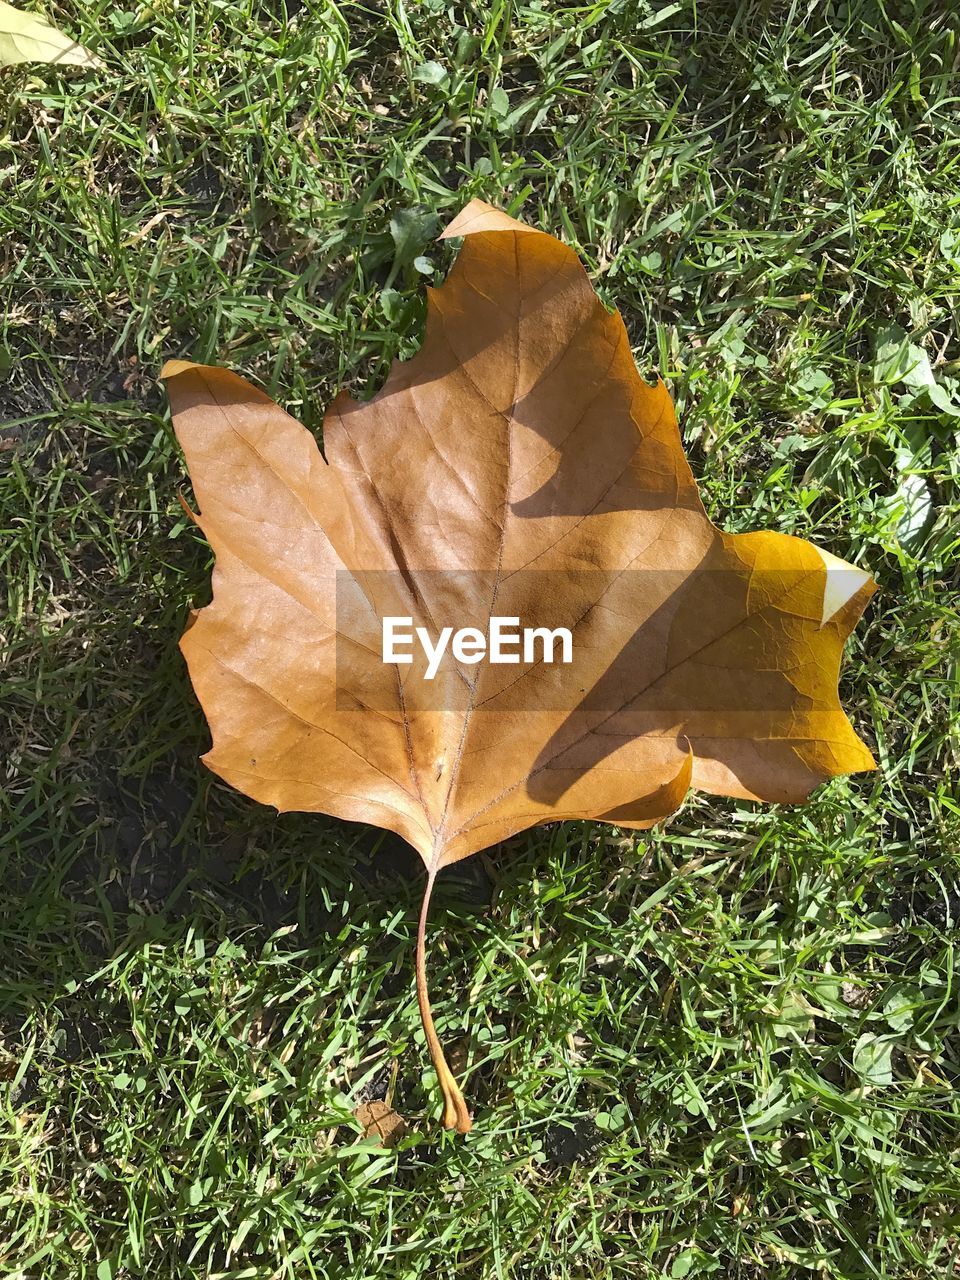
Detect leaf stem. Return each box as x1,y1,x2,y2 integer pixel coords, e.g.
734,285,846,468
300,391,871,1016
415,865,472,1133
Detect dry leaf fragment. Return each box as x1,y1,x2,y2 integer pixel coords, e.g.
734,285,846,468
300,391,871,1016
0,1,102,68
162,201,875,1133
355,1099,407,1147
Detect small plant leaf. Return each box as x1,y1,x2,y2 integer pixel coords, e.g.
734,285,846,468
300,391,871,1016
853,1032,896,1086
412,60,447,86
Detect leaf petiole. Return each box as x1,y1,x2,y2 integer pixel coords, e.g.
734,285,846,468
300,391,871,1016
415,864,472,1134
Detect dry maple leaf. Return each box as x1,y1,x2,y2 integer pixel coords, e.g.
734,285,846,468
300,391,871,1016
162,200,875,1134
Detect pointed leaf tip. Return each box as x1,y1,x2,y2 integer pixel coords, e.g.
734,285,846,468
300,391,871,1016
160,359,199,381
440,200,537,241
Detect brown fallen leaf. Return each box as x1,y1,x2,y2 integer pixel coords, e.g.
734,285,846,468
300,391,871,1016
355,1099,408,1147
162,200,875,1134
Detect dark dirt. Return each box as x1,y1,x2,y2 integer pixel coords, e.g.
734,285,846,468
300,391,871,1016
889,886,960,931
543,1115,606,1168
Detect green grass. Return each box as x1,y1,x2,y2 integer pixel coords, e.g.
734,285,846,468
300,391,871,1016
2,1,959,1276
